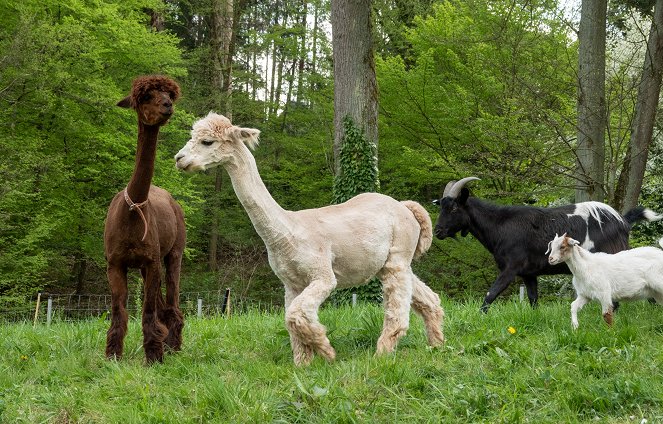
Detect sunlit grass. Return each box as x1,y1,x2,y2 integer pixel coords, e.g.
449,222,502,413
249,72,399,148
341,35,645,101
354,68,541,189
2,299,663,422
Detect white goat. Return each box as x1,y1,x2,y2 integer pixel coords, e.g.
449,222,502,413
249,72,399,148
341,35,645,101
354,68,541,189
547,233,663,329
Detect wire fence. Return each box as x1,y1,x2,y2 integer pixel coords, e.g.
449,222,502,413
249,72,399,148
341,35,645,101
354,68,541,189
0,289,283,324
1,276,576,325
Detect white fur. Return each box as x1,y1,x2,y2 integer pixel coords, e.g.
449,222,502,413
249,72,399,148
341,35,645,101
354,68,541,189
175,112,444,365
548,233,663,329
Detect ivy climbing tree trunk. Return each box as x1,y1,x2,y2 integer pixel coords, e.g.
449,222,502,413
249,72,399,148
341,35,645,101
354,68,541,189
331,0,378,176
575,0,607,202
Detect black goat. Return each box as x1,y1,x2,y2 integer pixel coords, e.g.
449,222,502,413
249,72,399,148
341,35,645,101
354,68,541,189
433,177,661,312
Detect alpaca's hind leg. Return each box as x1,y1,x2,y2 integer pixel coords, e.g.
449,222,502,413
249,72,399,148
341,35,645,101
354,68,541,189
285,276,337,365
106,264,129,359
162,251,184,351
284,287,314,365
142,264,168,364
376,267,413,355
410,274,445,347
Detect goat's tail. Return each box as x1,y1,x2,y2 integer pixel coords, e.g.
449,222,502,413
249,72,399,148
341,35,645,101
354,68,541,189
401,200,433,260
623,206,663,227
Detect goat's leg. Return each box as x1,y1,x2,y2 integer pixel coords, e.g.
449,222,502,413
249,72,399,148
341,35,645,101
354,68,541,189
523,276,539,307
285,276,337,365
652,292,663,305
570,295,590,330
106,264,129,359
162,251,184,352
410,273,444,347
284,286,313,366
376,268,413,355
599,296,615,326
141,263,168,364
481,269,517,313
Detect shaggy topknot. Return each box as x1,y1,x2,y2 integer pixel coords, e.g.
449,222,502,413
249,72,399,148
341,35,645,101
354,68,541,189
129,75,181,109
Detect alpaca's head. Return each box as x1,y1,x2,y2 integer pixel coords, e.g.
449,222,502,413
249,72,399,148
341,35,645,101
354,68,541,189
117,75,181,126
174,112,261,172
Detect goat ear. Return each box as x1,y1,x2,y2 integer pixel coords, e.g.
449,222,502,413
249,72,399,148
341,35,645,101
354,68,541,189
229,126,261,150
117,96,132,109
568,239,580,246
458,188,470,205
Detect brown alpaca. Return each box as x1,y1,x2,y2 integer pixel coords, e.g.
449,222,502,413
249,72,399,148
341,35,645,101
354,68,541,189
104,75,186,364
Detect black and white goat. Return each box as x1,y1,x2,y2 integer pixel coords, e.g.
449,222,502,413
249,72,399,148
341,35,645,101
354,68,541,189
547,233,663,329
433,177,662,312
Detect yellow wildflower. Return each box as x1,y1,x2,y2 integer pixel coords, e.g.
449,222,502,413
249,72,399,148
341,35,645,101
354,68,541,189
507,326,516,335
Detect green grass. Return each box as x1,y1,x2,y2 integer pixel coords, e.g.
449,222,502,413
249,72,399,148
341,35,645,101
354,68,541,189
2,299,663,423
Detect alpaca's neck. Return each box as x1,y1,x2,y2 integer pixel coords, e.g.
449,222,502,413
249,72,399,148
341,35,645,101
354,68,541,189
126,122,160,203
224,145,292,245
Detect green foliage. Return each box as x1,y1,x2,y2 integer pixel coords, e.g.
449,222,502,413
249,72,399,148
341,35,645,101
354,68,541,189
0,0,187,296
377,0,577,201
3,301,663,422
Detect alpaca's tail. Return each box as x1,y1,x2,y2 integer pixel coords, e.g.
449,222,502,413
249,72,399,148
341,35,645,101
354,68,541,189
401,200,433,260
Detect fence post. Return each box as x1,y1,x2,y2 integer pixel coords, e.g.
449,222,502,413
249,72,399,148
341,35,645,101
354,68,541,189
197,298,203,318
221,288,231,317
33,293,42,327
47,296,53,326
352,293,357,307
519,285,525,303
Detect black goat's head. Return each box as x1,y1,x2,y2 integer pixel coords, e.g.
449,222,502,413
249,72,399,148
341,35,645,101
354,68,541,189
432,177,480,239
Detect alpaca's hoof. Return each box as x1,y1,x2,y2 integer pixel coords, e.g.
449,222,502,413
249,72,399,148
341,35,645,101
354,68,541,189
429,335,445,348
318,345,336,362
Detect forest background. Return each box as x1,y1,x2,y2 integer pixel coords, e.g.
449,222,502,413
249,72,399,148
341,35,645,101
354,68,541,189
2,0,663,308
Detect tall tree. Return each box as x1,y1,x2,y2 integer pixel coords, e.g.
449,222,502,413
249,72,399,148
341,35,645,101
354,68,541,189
618,0,663,211
331,0,379,176
576,0,608,202
208,0,240,271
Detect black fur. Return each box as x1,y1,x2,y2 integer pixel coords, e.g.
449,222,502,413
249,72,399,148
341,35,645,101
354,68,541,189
433,188,653,312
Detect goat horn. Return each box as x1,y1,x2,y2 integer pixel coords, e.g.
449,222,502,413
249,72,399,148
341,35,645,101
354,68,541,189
442,181,456,198
445,177,480,199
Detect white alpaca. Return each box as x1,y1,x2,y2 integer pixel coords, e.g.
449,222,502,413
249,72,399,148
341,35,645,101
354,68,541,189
547,233,663,329
175,112,444,365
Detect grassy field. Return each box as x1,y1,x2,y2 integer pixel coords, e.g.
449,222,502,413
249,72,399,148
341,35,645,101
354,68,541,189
2,298,663,423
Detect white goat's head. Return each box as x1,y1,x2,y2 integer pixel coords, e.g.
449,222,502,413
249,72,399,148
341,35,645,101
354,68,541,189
547,233,580,265
174,112,261,172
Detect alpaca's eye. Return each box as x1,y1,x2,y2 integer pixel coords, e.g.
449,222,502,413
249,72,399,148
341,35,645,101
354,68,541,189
201,140,215,146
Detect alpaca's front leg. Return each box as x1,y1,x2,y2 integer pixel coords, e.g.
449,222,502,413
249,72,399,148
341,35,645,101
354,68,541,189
142,264,168,364
284,286,313,365
285,277,337,365
162,250,184,351
106,264,129,359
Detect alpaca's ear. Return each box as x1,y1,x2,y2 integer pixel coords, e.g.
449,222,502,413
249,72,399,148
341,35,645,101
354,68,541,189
229,126,261,150
117,96,132,108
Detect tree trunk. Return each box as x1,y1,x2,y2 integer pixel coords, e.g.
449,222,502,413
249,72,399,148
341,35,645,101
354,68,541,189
296,0,308,104
575,0,607,202
311,1,319,80
208,0,236,271
72,252,88,295
331,0,379,175
210,0,235,115
619,0,663,212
